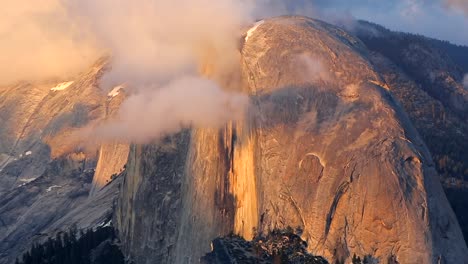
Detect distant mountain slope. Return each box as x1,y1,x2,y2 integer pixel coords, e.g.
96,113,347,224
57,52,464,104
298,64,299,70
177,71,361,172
431,40,468,73
355,20,468,73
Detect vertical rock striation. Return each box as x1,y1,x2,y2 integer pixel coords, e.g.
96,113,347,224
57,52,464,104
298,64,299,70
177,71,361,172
0,59,126,264
115,16,468,264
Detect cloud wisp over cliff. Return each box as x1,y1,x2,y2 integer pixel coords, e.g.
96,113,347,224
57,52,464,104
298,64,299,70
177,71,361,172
2,0,467,143
71,0,255,143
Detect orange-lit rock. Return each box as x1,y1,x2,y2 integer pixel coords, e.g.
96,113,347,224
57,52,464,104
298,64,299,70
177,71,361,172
115,17,467,264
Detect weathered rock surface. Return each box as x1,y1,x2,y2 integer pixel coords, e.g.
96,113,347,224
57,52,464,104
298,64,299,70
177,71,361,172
0,60,128,264
200,230,329,264
115,16,468,264
351,21,468,243
90,92,130,197
1,15,466,264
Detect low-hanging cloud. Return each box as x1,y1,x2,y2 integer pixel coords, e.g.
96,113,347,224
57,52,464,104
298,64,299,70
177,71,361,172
3,0,467,144
92,77,248,143
66,0,255,89
3,0,467,87
71,0,260,143
2,0,318,144
0,0,101,85
0,0,316,87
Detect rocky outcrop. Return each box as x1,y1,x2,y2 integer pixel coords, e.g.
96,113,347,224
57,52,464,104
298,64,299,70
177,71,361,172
89,92,130,197
0,60,126,264
115,134,191,264
240,16,467,263
115,16,468,264
352,22,468,243
0,60,106,194
2,15,466,264
200,230,329,264
89,142,129,196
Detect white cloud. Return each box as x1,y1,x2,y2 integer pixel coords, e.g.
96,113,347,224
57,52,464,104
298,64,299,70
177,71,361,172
0,0,101,85
92,77,248,143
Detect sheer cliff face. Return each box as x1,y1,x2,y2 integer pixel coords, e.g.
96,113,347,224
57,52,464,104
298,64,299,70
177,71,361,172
115,17,468,264
241,17,467,263
0,60,128,264
352,22,468,243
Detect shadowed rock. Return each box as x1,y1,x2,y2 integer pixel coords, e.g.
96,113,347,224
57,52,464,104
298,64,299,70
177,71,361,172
0,60,129,264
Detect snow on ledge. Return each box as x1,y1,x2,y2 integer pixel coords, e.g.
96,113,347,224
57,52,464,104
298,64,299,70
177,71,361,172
245,20,264,42
97,219,112,228
108,85,124,98
51,81,74,91
46,185,61,192
18,178,37,187
19,178,36,183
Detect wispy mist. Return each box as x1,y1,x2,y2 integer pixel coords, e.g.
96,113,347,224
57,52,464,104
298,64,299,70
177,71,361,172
66,0,255,89
73,0,260,143
444,0,468,15
2,0,467,143
295,54,330,84
2,0,314,144
93,77,248,143
0,0,101,85
463,74,468,90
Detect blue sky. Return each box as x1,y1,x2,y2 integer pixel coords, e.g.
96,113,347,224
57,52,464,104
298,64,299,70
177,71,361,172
311,0,468,46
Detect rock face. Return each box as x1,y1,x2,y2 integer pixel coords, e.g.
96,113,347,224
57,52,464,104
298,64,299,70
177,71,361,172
200,231,329,264
115,17,468,264
1,15,466,264
0,60,128,264
351,21,468,242
89,92,130,197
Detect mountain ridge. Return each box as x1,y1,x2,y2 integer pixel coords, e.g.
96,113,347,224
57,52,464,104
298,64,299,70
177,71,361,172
114,16,468,263
1,15,467,264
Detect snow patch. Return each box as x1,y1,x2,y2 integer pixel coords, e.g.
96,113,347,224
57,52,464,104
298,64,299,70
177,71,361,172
97,219,112,228
25,151,32,156
18,177,37,187
245,20,264,42
108,85,124,97
46,185,61,192
51,81,74,91
20,178,37,183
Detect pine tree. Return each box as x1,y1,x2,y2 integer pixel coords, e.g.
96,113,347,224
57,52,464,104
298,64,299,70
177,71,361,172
352,254,362,264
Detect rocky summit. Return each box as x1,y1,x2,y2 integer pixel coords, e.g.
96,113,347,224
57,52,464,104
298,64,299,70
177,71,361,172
115,17,467,264
1,16,468,264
